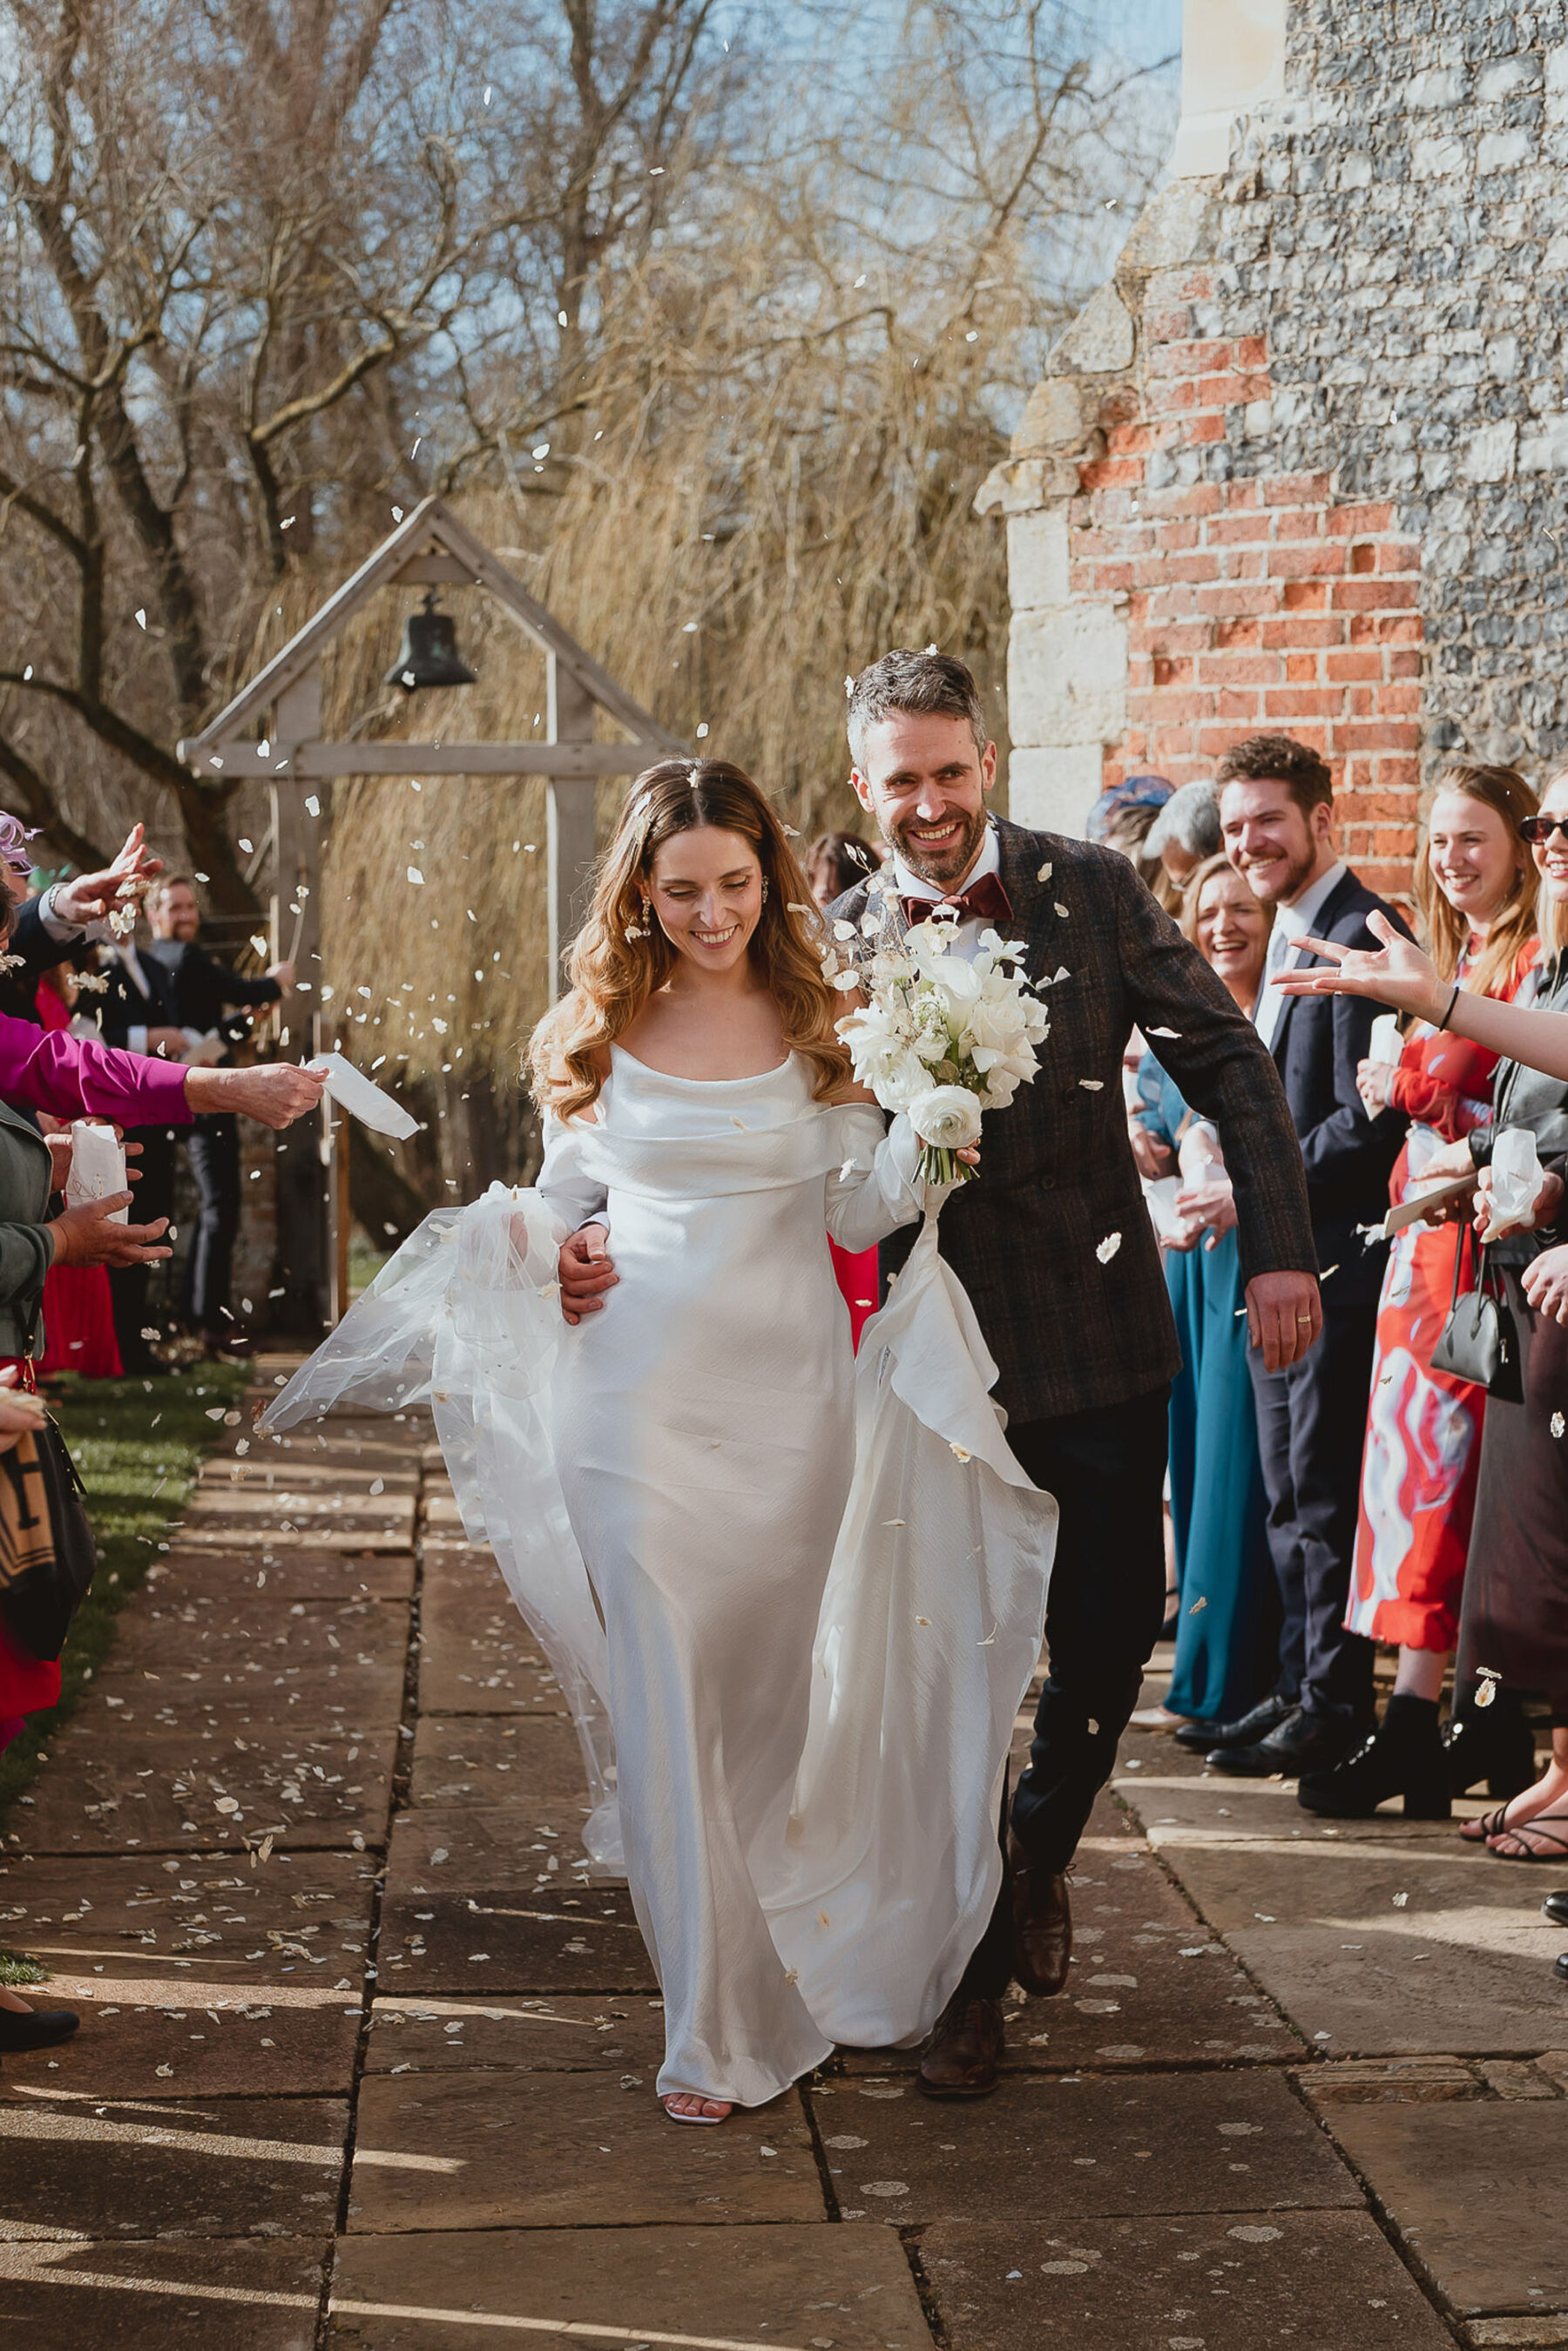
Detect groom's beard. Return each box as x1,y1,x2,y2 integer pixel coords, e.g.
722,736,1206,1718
889,805,989,890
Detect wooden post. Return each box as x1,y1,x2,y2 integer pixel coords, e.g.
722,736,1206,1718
268,667,332,1335
546,654,598,1000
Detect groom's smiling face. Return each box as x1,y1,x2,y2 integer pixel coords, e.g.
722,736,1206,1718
851,713,996,888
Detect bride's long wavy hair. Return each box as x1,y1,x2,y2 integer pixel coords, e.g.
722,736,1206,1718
529,760,855,1120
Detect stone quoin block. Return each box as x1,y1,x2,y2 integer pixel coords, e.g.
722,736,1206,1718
1009,602,1128,751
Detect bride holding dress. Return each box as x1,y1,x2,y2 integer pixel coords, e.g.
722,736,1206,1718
266,760,1055,2120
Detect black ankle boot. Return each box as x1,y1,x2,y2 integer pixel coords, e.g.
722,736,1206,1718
1298,1694,1450,1820
1443,1687,1538,1799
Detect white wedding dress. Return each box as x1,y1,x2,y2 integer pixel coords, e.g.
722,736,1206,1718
265,1047,1056,2106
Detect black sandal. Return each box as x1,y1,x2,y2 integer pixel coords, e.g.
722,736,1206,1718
1486,1808,1568,1862
1462,1798,1527,1843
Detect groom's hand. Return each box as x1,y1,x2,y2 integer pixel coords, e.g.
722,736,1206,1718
1244,1270,1321,1372
558,1222,616,1326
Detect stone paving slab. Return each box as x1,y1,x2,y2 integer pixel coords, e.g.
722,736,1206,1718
408,1713,585,1807
327,2223,926,2349
388,1800,601,1886
13,1719,398,1854
0,2092,347,2240
920,2209,1457,2348
94,1659,404,1715
107,1597,409,1679
377,1878,653,1995
1225,1917,1568,2058
813,2067,1358,2226
146,1550,416,1605
0,1976,363,2098
1328,2099,1568,2316
0,2236,325,2349
198,1460,419,1492
416,1550,565,1713
345,2071,821,2230
0,1852,378,1983
363,1991,668,2076
1125,1765,1499,1849
177,1491,417,1549
84,1682,397,1742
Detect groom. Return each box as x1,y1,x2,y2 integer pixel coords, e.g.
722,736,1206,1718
829,652,1318,2094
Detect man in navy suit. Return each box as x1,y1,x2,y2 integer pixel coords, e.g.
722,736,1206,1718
1182,734,1409,1780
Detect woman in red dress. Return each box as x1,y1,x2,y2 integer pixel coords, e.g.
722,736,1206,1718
1300,763,1540,1819
33,963,124,1379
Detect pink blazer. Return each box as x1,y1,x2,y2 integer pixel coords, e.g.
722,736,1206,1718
0,1014,192,1128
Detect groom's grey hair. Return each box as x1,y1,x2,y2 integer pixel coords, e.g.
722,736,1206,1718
847,650,989,767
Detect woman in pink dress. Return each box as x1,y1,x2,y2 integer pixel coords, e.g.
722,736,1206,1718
1299,763,1540,1820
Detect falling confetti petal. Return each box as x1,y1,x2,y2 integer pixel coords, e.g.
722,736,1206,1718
1553,1412,1565,1439
1096,1233,1122,1264
1078,1078,1104,1091
1037,861,1053,881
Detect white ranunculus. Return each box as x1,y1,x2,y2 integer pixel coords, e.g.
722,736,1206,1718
909,1083,983,1149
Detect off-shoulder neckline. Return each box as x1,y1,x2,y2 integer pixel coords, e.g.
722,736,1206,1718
609,1042,796,1088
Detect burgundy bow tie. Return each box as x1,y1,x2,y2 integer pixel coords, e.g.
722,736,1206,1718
899,870,1013,930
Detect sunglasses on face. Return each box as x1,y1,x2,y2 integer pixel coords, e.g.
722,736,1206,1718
1521,814,1568,845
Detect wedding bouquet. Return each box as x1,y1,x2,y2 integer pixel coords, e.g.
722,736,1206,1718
824,913,1049,1190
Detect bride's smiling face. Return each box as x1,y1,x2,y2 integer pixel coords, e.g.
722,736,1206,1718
648,824,764,974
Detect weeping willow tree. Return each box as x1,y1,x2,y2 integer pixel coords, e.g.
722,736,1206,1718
314,3,1174,1192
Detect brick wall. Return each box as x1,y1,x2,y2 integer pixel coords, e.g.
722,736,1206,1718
984,1,1568,886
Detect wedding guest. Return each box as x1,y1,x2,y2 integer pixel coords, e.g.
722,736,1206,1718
0,1098,172,1764
1269,775,1568,1855
93,927,185,1372
1132,855,1275,1730
0,821,166,1024
1301,765,1541,1821
805,831,879,909
1096,787,1181,914
1193,734,1410,1783
1146,781,1222,893
142,877,294,1355
33,963,124,1380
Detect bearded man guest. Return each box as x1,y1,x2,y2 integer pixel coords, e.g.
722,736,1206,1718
1192,735,1411,1783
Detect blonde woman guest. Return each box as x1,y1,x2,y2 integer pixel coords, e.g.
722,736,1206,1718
1276,769,1568,1858
264,760,1055,2122
1132,856,1276,1729
1301,767,1540,1821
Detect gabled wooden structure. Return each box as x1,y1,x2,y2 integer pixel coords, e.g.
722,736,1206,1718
178,497,685,1331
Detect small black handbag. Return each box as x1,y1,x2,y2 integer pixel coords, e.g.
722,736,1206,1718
1430,1222,1524,1402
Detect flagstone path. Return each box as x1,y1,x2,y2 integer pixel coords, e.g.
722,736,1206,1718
2,1360,1564,2348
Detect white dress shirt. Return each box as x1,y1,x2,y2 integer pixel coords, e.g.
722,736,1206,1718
1254,857,1347,1054
890,821,1004,964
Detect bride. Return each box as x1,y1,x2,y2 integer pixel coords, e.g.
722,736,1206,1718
266,760,1055,2121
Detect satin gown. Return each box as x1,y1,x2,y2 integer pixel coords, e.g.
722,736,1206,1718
267,1048,1056,2107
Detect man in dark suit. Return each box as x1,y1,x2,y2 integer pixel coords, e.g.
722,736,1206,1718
0,821,166,1023
94,933,188,1372
1190,735,1409,1784
142,875,294,1352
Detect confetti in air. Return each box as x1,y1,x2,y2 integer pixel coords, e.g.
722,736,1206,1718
1096,1233,1122,1264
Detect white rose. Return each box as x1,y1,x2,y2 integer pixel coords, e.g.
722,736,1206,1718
877,1049,932,1111
909,1084,983,1149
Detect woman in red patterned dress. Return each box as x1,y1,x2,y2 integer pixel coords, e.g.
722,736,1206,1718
1300,764,1540,1820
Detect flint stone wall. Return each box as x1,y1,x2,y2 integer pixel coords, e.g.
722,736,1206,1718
987,2,1568,884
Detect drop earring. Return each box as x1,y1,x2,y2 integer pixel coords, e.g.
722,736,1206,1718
760,877,769,904
624,899,652,941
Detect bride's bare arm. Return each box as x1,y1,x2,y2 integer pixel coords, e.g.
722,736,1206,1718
1274,911,1568,1082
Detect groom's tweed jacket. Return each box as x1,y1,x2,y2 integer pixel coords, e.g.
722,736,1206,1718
828,816,1316,1426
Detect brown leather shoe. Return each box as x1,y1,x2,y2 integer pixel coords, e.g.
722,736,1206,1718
1009,1828,1071,1996
916,1993,1004,2098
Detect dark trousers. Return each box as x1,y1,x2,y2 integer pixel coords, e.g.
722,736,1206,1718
182,1112,241,1333
958,1382,1171,2003
1247,1302,1378,1725
108,1123,178,1373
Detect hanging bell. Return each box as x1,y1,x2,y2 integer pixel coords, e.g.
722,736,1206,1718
385,591,477,692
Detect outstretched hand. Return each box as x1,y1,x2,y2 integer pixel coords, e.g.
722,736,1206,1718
1272,912,1443,1021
